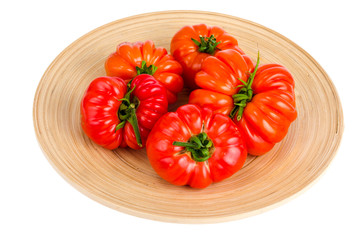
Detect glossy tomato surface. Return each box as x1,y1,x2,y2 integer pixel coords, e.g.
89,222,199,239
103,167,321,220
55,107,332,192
189,50,297,155
81,75,168,150
146,104,247,188
105,40,183,103
171,24,244,89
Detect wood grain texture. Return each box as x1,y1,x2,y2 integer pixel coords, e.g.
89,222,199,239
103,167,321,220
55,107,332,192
33,11,344,223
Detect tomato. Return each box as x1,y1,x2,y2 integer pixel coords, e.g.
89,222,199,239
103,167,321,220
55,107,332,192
189,51,297,155
105,40,183,104
81,74,168,150
170,24,244,89
146,104,247,188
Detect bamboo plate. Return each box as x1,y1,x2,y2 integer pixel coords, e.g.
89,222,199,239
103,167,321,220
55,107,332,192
33,11,343,223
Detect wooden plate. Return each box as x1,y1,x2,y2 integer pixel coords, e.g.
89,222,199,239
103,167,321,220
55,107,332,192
33,11,343,223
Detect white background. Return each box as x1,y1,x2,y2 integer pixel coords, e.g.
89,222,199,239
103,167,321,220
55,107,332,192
1,0,361,239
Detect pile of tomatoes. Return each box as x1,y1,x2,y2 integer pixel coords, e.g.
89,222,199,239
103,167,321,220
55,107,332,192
81,24,297,188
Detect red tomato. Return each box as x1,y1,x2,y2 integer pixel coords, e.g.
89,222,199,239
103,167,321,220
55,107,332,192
105,40,183,104
81,74,168,150
170,24,244,89
189,51,297,155
146,104,247,188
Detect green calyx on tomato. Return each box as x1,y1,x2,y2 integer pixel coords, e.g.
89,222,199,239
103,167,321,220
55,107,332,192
191,34,221,55
136,60,157,76
230,52,260,121
173,132,214,162
116,85,142,147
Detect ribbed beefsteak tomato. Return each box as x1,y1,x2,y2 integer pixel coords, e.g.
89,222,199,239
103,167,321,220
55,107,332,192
105,40,183,103
81,74,168,150
189,51,297,155
146,104,247,188
170,24,245,89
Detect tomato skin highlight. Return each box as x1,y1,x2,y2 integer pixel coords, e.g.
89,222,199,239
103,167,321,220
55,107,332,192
81,74,168,150
105,40,183,104
170,24,245,90
189,50,297,155
146,104,247,188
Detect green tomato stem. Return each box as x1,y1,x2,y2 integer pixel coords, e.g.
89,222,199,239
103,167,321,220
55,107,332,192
127,107,142,147
230,51,260,121
173,132,214,162
191,34,221,55
115,85,143,147
135,60,157,76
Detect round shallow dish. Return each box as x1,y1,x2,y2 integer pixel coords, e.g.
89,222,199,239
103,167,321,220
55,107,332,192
33,11,343,223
